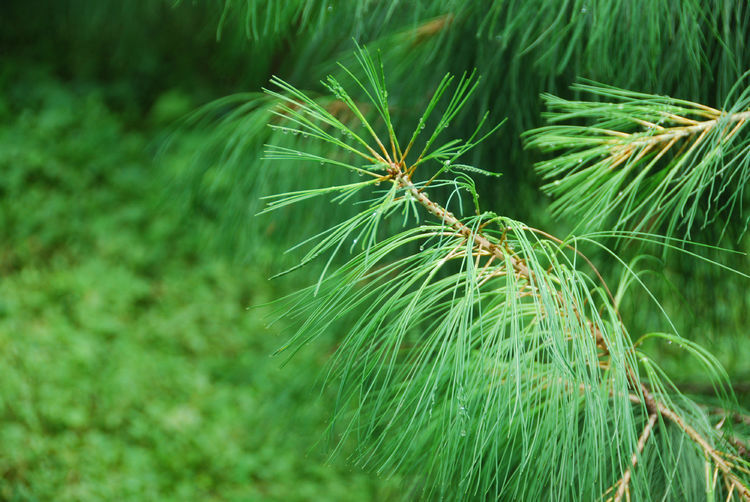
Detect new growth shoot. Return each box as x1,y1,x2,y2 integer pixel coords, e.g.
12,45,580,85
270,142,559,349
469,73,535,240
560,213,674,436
525,77,750,239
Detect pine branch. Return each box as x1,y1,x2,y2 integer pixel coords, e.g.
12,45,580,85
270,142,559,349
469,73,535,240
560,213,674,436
525,78,750,240
186,0,750,258
392,145,750,501
259,47,750,500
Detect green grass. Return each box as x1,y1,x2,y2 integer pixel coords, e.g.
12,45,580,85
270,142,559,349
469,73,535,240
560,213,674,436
0,69,397,501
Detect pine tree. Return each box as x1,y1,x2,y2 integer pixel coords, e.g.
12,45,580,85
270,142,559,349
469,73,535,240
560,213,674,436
195,3,750,500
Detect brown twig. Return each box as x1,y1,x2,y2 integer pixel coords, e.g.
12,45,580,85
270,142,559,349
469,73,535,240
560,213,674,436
624,110,750,149
597,109,750,175
607,413,658,502
636,388,750,499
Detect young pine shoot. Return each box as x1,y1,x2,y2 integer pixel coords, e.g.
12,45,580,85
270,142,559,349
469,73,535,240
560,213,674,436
525,76,750,240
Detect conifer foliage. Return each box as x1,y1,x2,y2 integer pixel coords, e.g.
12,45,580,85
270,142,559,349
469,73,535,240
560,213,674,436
259,46,749,501
206,2,750,500
525,78,750,239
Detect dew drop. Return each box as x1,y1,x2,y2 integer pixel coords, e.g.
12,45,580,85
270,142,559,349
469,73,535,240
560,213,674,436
327,5,332,11
444,160,450,166
577,158,583,163
353,238,358,245
667,340,672,345
419,245,424,251
460,429,467,437
554,180,561,186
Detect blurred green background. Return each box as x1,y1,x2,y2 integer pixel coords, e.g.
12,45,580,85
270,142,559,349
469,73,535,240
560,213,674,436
0,2,400,500
1,1,749,500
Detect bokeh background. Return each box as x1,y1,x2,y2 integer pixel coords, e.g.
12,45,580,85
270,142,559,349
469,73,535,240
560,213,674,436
0,2,401,500
1,1,748,500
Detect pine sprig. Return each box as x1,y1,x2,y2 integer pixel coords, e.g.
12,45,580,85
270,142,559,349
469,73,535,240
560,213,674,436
260,47,750,500
525,78,750,240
